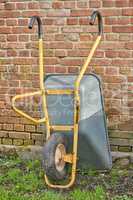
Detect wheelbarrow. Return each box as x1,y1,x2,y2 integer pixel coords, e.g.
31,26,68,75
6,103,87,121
12,10,112,189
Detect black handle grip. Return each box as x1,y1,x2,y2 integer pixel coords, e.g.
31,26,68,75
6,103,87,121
28,16,43,39
89,10,103,35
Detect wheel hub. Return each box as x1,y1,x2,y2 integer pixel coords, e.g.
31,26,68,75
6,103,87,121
55,144,66,172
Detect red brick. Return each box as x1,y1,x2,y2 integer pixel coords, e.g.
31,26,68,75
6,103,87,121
19,35,29,42
71,9,90,17
0,11,20,18
47,42,73,49
0,19,5,26
89,0,101,8
0,0,132,148
68,67,79,73
55,34,65,41
79,18,89,25
101,9,122,16
0,27,11,34
63,1,75,8
103,0,115,7
77,1,88,8
16,3,27,10
7,50,17,57
105,67,118,75
62,27,82,33
5,2,15,10
125,42,133,50
113,26,133,33
67,18,78,25
39,2,51,9
0,35,6,42
112,59,133,67
105,50,118,58
7,35,17,42
122,8,133,16
116,0,131,7
103,75,126,83
28,2,40,9
19,50,29,57
55,66,67,73
45,67,55,73
80,34,92,41
106,34,119,41
47,10,70,17
18,19,28,26
118,51,131,58
52,2,63,9
0,101,5,109
43,18,53,25
55,50,66,58
45,58,58,65
22,11,41,18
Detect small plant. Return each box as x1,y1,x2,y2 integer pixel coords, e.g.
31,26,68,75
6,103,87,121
70,186,106,200
110,168,120,185
112,195,133,200
0,155,132,200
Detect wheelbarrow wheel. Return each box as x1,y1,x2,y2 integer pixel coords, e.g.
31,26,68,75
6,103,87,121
42,133,68,181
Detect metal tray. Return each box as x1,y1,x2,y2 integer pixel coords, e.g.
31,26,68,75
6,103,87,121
45,74,112,170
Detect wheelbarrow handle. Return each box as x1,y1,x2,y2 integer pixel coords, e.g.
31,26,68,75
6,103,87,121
89,10,103,35
28,16,43,39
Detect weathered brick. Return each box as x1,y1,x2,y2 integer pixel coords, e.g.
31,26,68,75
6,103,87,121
119,146,132,152
3,124,13,131
25,125,35,132
110,138,133,146
35,140,44,146
14,124,24,132
109,131,133,139
0,131,8,138
2,138,12,145
110,145,119,151
9,132,30,140
31,133,44,141
24,139,34,146
13,139,23,146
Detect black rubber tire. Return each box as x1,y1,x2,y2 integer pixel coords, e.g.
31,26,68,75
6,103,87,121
42,133,68,181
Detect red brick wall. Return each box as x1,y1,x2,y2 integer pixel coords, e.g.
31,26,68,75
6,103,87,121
0,0,133,152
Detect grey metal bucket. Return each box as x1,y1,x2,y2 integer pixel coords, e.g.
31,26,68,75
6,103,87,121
44,73,112,170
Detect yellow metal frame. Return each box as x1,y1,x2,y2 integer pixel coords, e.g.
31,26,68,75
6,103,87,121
12,36,101,189
12,12,102,188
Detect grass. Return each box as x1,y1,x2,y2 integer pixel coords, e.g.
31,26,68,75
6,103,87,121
0,155,132,200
